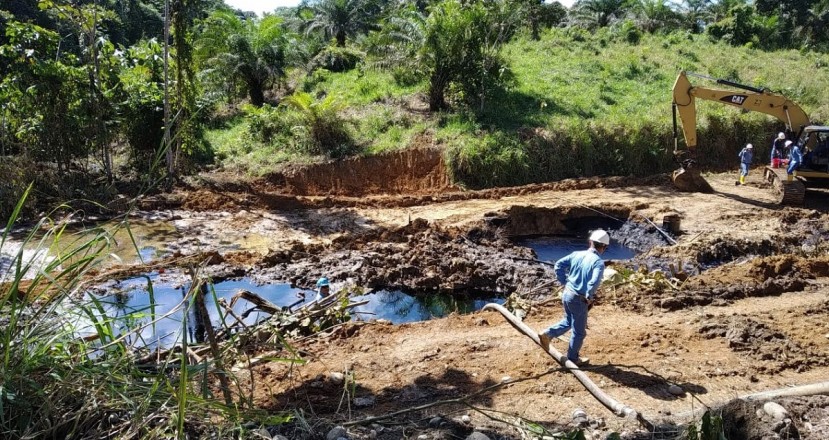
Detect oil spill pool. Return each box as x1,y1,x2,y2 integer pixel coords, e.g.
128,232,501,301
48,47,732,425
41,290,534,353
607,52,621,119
77,277,504,348
77,276,314,348
351,290,504,324
518,236,637,262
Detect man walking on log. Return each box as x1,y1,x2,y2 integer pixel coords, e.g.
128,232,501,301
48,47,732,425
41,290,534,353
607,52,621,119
537,229,610,366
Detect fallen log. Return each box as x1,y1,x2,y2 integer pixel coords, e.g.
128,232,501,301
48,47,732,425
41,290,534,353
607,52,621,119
483,303,653,430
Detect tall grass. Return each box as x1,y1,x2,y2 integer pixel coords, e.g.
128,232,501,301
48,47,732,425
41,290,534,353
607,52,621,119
0,136,303,438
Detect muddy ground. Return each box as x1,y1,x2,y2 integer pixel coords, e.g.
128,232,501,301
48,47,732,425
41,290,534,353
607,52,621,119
44,153,829,439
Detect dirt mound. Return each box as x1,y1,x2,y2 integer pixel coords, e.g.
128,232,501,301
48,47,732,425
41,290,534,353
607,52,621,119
718,396,829,440
606,254,829,312
492,204,632,237
262,147,455,196
255,218,548,292
698,314,829,374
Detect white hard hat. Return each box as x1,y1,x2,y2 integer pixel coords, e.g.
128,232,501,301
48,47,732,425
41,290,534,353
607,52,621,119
785,140,793,146
778,132,786,140
746,143,753,149
589,229,610,246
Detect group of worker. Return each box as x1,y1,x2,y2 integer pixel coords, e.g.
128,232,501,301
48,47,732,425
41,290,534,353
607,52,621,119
738,131,801,185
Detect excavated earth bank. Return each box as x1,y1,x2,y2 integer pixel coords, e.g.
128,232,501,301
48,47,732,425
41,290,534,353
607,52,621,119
64,156,829,439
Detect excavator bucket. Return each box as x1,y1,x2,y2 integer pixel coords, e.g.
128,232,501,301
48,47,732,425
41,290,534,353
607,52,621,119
672,166,714,193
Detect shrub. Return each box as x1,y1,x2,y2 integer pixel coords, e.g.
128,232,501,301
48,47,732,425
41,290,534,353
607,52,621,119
308,46,364,73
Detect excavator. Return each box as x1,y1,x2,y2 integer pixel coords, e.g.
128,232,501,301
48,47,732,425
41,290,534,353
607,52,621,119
670,71,829,205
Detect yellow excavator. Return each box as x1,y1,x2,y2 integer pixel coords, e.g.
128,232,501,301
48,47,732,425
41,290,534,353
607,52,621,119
670,71,829,205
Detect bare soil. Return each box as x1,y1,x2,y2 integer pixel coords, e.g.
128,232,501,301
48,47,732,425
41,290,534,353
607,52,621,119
101,159,829,439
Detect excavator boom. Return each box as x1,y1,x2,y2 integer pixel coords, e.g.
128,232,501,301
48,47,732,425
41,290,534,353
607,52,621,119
673,71,810,150
671,71,810,194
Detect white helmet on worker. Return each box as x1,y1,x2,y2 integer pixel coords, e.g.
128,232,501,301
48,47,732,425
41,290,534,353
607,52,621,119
778,132,786,140
746,143,753,149
785,140,793,147
589,229,610,246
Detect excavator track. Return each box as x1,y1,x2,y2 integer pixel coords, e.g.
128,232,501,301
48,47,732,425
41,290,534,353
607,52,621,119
764,166,806,206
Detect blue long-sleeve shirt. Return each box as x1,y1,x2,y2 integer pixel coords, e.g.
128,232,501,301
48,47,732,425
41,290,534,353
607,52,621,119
553,248,605,301
738,148,753,164
790,145,802,164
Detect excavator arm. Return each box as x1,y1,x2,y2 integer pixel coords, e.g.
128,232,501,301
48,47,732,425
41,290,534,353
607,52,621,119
670,71,810,193
672,71,810,150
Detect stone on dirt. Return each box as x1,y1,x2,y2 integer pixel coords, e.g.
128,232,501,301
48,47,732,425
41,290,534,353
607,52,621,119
330,372,345,384
354,396,376,407
466,433,491,440
763,401,789,420
326,426,348,440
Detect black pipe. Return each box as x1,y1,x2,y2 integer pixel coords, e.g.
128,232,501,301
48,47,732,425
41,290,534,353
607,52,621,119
715,78,765,94
672,103,678,150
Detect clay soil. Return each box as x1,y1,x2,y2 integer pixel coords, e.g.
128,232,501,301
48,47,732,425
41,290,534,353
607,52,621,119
107,160,829,439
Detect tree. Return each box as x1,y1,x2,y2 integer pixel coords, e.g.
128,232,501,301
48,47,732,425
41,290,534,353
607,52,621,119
568,0,632,29
678,0,712,33
630,0,680,33
304,0,371,47
370,0,515,112
195,10,287,106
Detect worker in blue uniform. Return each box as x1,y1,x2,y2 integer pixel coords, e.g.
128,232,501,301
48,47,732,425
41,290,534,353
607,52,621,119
537,229,609,366
737,143,753,185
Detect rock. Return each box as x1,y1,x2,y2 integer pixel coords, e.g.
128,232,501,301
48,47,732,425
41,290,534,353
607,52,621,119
353,396,376,407
461,415,471,423
763,402,789,420
429,417,443,428
466,433,491,440
572,408,588,427
326,426,347,440
667,384,685,396
330,372,345,384
252,428,271,439
501,376,511,382
273,436,288,440
416,435,429,440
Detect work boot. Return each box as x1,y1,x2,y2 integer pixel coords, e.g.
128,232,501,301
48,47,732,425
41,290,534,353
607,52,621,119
739,175,745,185
538,333,551,351
568,357,590,367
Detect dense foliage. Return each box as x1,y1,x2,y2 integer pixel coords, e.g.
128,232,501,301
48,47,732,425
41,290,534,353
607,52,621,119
3,0,829,213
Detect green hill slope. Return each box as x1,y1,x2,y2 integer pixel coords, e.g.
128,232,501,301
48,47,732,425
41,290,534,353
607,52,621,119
210,29,829,189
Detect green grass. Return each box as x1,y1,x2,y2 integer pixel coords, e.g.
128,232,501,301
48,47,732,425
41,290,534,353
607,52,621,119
206,29,829,187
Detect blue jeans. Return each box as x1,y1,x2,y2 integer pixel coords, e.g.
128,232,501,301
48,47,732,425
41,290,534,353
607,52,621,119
787,160,799,175
543,289,588,362
740,162,749,177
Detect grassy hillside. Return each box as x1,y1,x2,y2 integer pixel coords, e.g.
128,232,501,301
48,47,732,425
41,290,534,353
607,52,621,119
207,29,829,188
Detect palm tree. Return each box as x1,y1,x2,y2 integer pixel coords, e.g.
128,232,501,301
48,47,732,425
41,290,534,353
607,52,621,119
630,0,680,33
305,0,370,47
195,11,286,106
678,0,712,33
568,0,631,29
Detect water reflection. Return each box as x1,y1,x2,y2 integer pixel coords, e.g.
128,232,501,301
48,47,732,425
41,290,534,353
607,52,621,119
82,275,314,348
517,236,637,263
351,290,504,324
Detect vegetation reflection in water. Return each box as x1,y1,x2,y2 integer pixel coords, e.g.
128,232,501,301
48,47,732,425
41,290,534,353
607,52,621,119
87,276,505,347
518,235,637,263
351,290,505,324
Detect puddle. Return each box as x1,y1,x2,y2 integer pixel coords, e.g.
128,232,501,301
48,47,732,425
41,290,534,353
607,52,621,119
76,276,504,347
78,275,315,348
351,290,504,324
517,235,638,263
